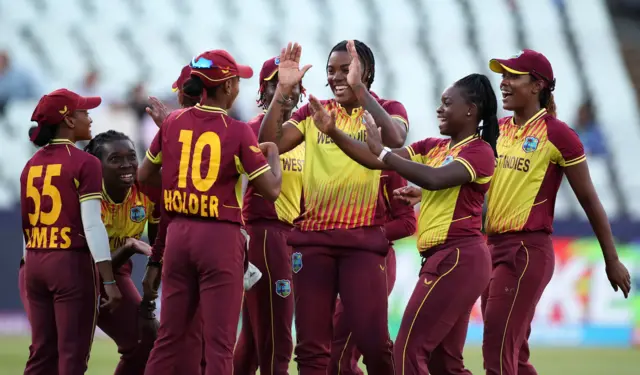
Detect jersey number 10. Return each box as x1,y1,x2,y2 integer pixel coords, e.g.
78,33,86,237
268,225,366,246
178,130,222,192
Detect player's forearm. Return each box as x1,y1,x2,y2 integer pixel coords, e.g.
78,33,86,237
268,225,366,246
80,199,113,263
110,245,135,270
384,216,417,242
353,83,406,147
327,128,389,170
96,261,116,284
266,149,283,182
259,85,289,145
581,196,618,262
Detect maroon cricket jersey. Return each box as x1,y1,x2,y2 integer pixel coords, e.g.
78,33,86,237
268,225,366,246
20,139,103,251
406,135,495,251
146,104,271,224
242,113,304,225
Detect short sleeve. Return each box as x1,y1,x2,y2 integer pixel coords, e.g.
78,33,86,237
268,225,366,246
146,129,162,165
455,142,496,183
285,103,311,136
548,119,586,167
78,155,103,202
236,124,271,181
405,138,438,163
247,115,263,138
382,100,409,130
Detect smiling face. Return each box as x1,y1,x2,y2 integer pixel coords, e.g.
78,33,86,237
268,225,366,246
100,139,138,190
436,85,475,137
499,72,543,112
326,50,369,107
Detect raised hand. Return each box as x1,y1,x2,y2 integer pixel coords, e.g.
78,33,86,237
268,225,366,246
393,186,422,206
259,142,279,157
145,97,170,128
277,42,313,93
308,95,336,134
346,40,364,88
605,258,631,298
362,111,383,155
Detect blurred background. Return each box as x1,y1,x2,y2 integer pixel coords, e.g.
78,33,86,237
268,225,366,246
1,0,639,373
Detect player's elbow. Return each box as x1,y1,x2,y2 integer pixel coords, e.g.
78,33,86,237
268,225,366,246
383,134,405,149
404,217,417,237
262,184,281,202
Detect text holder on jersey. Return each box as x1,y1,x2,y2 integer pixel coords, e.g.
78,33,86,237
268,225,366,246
164,129,221,217
24,164,72,249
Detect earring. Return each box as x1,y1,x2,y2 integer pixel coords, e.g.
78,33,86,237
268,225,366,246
467,112,471,116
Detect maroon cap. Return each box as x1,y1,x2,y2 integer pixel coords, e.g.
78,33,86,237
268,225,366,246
189,50,253,87
30,89,101,141
489,49,555,86
172,65,192,92
259,57,280,82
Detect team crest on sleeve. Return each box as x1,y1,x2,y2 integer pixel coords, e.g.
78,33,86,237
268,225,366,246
249,145,262,153
292,252,303,273
275,279,291,298
441,155,454,166
275,57,280,65
130,206,147,223
522,136,539,153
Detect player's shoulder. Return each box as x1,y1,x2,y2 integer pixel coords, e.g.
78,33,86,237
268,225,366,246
246,113,265,135
498,116,512,126
168,107,192,122
468,137,495,153
543,115,580,145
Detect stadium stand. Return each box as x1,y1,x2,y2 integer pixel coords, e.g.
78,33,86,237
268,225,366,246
1,0,639,223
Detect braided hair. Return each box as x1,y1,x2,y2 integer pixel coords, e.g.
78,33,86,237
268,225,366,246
256,72,306,109
327,40,376,89
84,130,134,160
454,74,500,157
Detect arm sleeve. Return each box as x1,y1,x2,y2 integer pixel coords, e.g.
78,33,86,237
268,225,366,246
80,199,112,263
77,156,103,202
146,129,163,165
548,120,587,167
285,104,310,136
382,172,417,241
405,137,438,163
235,124,271,181
382,100,410,130
455,142,496,183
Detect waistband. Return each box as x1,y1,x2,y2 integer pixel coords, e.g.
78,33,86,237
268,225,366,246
419,235,486,257
245,218,293,232
487,231,551,246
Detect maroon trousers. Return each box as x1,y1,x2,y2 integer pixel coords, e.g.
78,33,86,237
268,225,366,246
394,237,491,375
23,250,99,375
144,218,245,375
177,308,206,375
97,261,155,375
481,232,554,375
329,247,397,375
233,220,294,375
289,227,394,375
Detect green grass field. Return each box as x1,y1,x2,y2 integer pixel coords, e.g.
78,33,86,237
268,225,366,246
0,336,637,374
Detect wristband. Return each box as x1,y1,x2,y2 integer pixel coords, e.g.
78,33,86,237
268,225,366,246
377,147,392,162
147,259,162,268
103,280,116,285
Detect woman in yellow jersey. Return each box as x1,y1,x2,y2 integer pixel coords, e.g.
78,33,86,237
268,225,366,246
476,50,630,375
83,130,160,375
259,41,409,375
233,56,304,375
311,73,499,375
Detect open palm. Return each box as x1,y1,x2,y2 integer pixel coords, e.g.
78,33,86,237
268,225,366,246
278,42,312,90
309,95,336,134
362,111,383,155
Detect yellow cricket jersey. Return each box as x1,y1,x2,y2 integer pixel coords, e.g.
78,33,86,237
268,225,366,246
485,109,586,235
101,182,160,251
288,95,409,231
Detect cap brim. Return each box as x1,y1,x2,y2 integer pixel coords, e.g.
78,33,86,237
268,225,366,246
263,68,278,81
237,65,254,79
489,59,528,75
77,96,102,110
